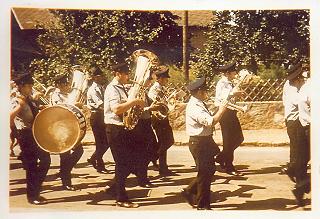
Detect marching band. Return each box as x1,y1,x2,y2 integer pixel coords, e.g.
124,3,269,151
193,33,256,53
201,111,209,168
9,53,311,209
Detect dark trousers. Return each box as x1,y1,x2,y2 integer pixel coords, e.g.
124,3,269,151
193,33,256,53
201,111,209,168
60,145,84,186
218,109,244,170
105,124,134,202
285,119,300,173
130,118,156,184
294,123,310,193
152,118,174,172
89,111,109,170
17,129,51,201
186,135,219,208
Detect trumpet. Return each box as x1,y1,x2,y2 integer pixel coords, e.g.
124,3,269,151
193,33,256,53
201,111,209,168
32,78,57,105
210,97,248,113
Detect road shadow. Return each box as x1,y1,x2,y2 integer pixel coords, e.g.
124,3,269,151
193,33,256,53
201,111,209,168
9,162,24,170
213,197,311,210
213,184,266,203
240,166,283,176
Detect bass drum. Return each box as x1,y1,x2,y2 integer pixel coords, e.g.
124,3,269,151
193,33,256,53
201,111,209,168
32,104,86,154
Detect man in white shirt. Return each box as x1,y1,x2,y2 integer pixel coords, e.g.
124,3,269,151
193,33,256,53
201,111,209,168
104,62,144,208
10,73,51,205
281,63,305,184
182,76,227,210
86,66,109,173
50,74,84,191
292,73,311,207
148,66,175,176
214,62,244,175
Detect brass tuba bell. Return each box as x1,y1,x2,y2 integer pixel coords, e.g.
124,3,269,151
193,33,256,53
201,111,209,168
123,49,160,130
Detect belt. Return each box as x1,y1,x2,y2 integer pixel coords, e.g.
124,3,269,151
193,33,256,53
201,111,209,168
189,135,212,141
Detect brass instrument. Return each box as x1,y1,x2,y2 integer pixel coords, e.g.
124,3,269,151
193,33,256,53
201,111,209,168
32,77,54,105
228,69,252,102
32,67,89,154
123,49,159,130
215,69,252,113
67,66,89,105
151,88,186,120
210,97,248,113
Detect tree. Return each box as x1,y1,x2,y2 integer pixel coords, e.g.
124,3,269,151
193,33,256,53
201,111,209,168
29,9,180,86
191,10,310,80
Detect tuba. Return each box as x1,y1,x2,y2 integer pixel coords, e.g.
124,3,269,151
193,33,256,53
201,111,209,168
123,49,159,130
32,67,89,154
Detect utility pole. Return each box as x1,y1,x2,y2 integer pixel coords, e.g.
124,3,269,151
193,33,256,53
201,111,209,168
182,10,189,82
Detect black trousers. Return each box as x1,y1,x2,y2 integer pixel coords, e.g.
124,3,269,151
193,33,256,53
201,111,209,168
152,118,174,171
60,145,84,186
285,119,300,173
218,109,244,169
294,123,310,193
17,129,51,202
186,135,219,208
130,118,156,184
105,124,134,202
90,110,109,170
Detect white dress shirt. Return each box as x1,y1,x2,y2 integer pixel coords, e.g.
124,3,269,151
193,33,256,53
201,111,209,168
87,82,104,111
215,75,233,106
282,80,299,121
11,96,35,130
104,78,128,125
148,81,163,101
186,96,214,136
298,78,311,127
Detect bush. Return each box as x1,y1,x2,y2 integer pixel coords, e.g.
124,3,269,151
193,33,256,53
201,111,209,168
257,64,287,80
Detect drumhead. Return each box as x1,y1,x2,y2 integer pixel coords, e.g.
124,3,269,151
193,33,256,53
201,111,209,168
32,104,85,153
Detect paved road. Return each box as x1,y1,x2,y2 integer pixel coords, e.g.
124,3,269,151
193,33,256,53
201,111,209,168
9,145,311,214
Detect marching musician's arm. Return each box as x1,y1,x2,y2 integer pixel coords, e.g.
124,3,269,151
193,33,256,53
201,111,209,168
112,98,145,115
230,89,245,97
10,98,25,125
211,104,227,125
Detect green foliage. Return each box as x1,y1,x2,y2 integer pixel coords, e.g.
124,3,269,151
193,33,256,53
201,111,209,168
167,65,197,86
30,10,179,86
191,10,310,81
257,64,286,80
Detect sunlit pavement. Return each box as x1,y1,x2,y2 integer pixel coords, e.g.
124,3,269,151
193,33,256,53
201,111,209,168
9,145,311,212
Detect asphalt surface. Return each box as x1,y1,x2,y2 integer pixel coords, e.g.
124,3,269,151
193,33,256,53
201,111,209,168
9,141,311,214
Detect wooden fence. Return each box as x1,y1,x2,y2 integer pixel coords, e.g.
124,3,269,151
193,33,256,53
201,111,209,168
168,78,286,102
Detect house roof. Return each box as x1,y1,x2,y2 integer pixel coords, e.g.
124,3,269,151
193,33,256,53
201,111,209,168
11,7,58,30
171,10,215,27
12,8,215,30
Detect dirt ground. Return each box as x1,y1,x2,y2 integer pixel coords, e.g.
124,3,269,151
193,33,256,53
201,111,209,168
8,143,311,216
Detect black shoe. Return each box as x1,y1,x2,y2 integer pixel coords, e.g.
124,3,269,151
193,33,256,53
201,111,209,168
292,188,305,207
215,159,226,169
181,188,195,207
197,207,212,210
226,168,242,176
281,167,296,183
87,158,97,169
63,185,77,191
28,198,46,205
104,184,116,196
139,182,156,188
116,201,139,208
54,172,61,180
97,169,108,174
